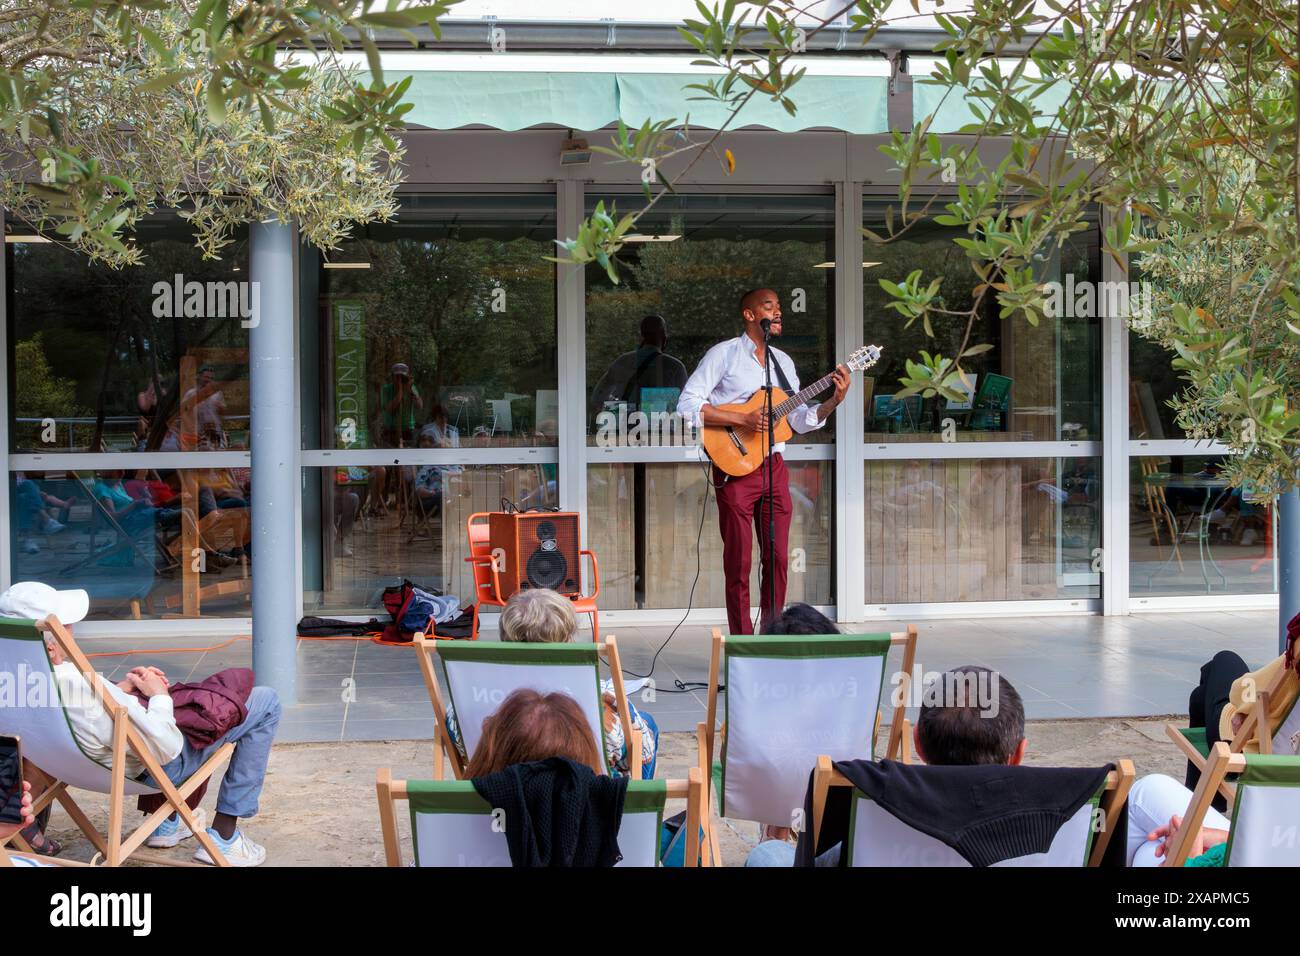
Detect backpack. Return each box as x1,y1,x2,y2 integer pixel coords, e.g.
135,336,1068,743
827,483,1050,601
380,580,472,642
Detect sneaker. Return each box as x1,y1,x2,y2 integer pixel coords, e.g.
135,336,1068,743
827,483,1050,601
193,828,266,867
146,808,206,848
337,539,354,558
22,540,39,554
42,518,66,535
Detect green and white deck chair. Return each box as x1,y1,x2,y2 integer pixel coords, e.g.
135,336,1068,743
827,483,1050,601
811,755,1135,867
697,625,918,865
1169,742,1300,867
415,635,642,780
0,615,233,867
375,767,701,866
1166,660,1299,806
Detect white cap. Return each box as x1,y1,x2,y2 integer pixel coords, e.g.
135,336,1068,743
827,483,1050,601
0,582,89,624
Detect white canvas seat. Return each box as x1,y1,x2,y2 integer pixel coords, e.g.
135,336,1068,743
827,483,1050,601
375,768,702,867
696,626,918,864
0,615,233,866
415,635,641,779
1169,742,1300,866
812,755,1135,867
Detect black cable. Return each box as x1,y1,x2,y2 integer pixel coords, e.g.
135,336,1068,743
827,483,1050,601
617,451,720,694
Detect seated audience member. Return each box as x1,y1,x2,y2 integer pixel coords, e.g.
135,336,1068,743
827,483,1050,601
747,664,1026,867
1127,630,1300,868
466,688,605,778
0,582,281,866
93,471,180,538
467,689,627,867
763,602,840,635
15,473,73,556
445,588,658,778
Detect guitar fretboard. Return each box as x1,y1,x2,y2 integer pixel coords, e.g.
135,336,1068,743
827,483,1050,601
772,371,838,420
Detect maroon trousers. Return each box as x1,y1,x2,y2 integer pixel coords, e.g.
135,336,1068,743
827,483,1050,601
715,453,792,635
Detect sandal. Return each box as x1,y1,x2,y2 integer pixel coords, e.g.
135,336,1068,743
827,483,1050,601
18,822,62,857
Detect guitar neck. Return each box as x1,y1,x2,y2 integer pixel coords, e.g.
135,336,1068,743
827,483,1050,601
772,370,838,419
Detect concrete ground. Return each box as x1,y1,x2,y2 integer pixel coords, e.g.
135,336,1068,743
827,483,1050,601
31,717,1191,867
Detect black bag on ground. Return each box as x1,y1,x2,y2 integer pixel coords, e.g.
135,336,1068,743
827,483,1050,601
297,616,383,637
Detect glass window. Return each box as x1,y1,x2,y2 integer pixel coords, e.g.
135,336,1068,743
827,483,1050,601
9,467,252,620
584,193,837,446
6,213,250,453
587,460,834,611
309,193,558,451
1129,454,1274,596
302,463,557,614
1129,336,1187,440
865,457,1101,604
861,200,1101,441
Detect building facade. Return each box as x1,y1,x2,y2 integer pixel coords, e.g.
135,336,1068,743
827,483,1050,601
1,45,1274,658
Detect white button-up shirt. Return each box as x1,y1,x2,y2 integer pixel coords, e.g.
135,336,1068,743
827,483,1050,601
677,334,825,452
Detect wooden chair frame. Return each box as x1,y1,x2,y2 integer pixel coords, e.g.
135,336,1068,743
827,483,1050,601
414,634,643,781
694,624,918,866
375,767,702,867
0,616,233,867
1165,661,1296,807
1166,741,1248,867
811,754,1135,867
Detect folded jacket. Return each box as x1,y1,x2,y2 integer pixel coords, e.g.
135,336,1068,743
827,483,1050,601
796,759,1112,867
471,757,629,867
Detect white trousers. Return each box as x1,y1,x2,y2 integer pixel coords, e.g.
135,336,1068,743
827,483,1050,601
1126,773,1231,867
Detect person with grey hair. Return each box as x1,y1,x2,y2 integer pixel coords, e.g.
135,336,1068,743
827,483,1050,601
444,588,659,777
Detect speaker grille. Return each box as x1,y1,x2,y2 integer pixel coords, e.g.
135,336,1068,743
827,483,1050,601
525,548,568,590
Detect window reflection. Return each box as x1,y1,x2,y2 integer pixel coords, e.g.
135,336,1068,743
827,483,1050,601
1130,456,1275,596
585,193,836,446
10,469,252,620
861,201,1101,441
6,215,250,453
864,457,1101,603
315,194,558,451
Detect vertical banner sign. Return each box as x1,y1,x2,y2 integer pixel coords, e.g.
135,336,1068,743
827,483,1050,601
334,300,367,484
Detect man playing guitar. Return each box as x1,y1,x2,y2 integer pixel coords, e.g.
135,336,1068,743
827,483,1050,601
678,288,851,634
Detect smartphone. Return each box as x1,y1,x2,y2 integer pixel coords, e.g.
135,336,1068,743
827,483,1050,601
0,735,24,826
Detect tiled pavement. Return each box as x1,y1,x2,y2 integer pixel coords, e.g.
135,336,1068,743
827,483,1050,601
74,610,1281,743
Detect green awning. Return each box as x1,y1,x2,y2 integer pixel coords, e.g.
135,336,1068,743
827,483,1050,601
388,71,891,134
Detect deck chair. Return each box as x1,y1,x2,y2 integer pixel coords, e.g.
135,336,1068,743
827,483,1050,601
1168,742,1300,866
375,768,701,867
0,615,233,867
1166,659,1300,806
810,756,1134,867
414,635,643,780
696,625,918,866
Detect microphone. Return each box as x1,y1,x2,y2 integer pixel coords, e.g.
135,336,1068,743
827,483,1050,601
760,318,772,335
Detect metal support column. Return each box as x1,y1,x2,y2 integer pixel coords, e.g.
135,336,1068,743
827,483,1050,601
836,175,867,622
249,220,299,704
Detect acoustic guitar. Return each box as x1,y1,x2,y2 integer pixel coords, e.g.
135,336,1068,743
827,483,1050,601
700,344,882,477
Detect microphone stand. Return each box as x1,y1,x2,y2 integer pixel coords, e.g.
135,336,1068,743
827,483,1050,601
761,318,776,633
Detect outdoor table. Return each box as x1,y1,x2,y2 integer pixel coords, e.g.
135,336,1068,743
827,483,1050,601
1142,472,1233,592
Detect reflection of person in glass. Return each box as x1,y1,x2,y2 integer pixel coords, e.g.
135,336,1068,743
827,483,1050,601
589,314,688,424
677,289,850,635
380,362,422,448
182,366,227,449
